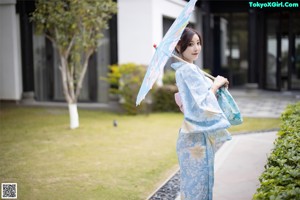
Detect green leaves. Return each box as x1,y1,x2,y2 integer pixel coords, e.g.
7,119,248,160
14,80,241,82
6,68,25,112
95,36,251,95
105,63,148,115
31,0,117,63
30,0,117,103
253,102,300,200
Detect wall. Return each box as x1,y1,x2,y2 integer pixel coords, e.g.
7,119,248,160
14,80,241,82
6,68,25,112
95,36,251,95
118,0,153,65
0,0,22,101
118,0,200,66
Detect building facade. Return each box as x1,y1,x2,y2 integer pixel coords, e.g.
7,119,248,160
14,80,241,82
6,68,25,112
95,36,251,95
0,0,299,103
202,0,300,91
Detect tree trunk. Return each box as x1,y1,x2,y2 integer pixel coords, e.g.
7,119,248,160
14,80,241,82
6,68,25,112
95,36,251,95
59,54,79,129
68,103,79,129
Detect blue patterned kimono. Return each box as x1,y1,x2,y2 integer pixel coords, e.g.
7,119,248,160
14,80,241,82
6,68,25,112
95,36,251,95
171,62,232,200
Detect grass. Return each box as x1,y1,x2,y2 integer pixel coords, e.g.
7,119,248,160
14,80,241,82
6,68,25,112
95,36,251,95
0,106,280,199
227,117,280,134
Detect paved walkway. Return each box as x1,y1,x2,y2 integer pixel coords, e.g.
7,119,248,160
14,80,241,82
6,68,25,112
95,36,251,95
230,89,299,118
213,131,277,200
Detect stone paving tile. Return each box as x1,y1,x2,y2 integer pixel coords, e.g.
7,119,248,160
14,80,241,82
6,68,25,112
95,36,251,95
213,132,277,200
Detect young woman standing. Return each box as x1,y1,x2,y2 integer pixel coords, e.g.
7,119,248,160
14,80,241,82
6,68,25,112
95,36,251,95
171,27,231,200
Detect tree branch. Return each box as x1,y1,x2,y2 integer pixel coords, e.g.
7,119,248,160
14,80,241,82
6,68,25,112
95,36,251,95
65,36,75,58
75,50,93,99
59,55,72,104
45,34,56,47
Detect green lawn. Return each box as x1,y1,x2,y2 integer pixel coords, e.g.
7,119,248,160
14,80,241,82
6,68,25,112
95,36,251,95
0,106,280,199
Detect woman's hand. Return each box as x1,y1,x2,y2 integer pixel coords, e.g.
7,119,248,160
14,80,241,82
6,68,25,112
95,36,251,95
211,75,229,94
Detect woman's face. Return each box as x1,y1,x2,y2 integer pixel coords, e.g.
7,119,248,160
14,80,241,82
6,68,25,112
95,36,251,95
182,34,201,63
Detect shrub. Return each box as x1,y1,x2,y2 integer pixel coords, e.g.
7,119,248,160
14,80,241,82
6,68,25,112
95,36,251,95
152,85,180,112
105,63,149,115
253,102,300,200
163,70,176,85
152,70,180,112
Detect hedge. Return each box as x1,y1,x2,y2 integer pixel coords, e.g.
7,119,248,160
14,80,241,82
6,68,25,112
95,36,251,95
104,63,148,115
152,84,180,112
253,102,300,200
152,70,180,112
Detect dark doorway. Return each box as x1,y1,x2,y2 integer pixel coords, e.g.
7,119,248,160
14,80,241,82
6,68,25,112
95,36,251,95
265,11,300,91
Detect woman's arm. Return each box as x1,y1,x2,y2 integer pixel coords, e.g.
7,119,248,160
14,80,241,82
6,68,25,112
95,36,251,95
210,75,229,95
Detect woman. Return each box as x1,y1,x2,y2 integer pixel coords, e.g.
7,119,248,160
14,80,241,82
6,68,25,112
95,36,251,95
171,27,232,200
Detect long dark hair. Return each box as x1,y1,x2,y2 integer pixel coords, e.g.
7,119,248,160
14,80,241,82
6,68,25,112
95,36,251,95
175,27,202,54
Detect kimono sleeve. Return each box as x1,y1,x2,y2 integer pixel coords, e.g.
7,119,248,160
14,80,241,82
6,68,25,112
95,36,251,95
177,65,230,132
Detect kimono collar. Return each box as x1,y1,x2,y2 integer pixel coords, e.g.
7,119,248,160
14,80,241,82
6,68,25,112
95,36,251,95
171,61,195,71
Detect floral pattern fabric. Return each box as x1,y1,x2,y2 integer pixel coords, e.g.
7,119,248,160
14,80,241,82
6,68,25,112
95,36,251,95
171,62,232,200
